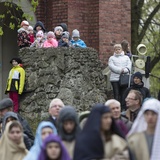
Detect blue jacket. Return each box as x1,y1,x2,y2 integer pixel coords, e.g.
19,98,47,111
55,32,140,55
70,39,87,48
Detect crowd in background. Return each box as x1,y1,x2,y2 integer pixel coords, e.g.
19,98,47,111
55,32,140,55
17,20,87,49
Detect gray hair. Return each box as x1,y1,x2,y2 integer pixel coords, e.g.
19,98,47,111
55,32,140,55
49,98,64,108
105,99,120,107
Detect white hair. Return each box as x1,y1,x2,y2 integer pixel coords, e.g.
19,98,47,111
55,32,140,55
49,98,64,108
105,99,120,107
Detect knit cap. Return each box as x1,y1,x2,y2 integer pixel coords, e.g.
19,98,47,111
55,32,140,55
62,31,69,39
0,98,13,110
133,72,142,81
36,30,44,37
72,29,80,38
28,25,33,31
21,20,29,27
47,31,55,38
54,26,63,33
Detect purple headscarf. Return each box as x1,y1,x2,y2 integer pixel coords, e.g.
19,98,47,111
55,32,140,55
38,134,71,160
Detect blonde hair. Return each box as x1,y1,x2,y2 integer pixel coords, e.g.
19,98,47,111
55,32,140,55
49,98,64,108
114,44,122,50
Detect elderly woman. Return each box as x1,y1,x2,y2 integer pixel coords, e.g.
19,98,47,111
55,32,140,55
108,44,131,108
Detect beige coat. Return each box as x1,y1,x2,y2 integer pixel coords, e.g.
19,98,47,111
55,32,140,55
63,140,75,159
128,132,150,160
103,134,129,160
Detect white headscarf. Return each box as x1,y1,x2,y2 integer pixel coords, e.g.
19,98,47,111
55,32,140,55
128,98,160,160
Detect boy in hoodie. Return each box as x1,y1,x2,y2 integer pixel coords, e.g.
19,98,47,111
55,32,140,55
70,29,87,48
5,58,25,113
17,20,31,48
58,32,72,47
58,106,80,159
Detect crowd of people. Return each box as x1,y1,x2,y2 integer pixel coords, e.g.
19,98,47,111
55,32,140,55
0,20,158,160
0,91,159,160
17,20,87,49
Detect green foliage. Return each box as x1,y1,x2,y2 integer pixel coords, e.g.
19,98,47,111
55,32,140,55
0,0,38,35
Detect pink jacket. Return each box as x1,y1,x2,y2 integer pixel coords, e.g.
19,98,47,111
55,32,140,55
43,38,58,48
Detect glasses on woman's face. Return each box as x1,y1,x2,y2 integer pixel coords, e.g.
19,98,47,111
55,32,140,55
125,97,137,101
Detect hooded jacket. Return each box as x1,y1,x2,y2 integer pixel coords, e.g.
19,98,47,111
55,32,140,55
33,21,46,33
108,52,131,81
5,65,25,95
58,106,80,142
23,121,57,160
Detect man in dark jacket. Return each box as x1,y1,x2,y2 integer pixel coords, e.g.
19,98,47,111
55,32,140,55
121,90,142,122
0,98,34,145
122,72,151,109
47,98,65,129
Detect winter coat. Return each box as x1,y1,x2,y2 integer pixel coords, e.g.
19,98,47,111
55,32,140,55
43,38,58,48
58,39,72,47
17,28,31,48
5,65,25,95
108,52,131,82
28,33,34,43
70,39,87,48
30,38,44,48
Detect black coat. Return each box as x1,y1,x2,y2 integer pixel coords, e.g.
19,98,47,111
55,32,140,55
46,116,57,129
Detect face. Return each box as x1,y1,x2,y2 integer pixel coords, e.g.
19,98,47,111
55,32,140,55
101,112,112,131
0,108,12,117
115,47,122,54
144,110,158,128
12,60,18,67
109,103,121,119
55,29,62,35
23,25,28,30
36,26,42,31
49,101,63,118
8,126,22,144
63,120,75,134
73,37,79,41
28,29,33,34
133,77,141,84
62,37,68,42
46,142,61,160
48,37,53,41
41,127,53,141
125,92,139,108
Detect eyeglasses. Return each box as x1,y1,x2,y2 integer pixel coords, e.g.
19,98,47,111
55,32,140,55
125,97,137,101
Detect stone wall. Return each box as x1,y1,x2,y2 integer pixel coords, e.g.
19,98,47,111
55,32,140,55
19,48,107,121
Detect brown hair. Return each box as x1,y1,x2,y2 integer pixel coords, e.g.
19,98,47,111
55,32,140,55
121,40,129,53
129,90,143,105
8,121,23,132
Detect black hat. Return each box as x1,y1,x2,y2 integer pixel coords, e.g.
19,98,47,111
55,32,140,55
10,58,22,64
133,72,142,81
0,98,13,110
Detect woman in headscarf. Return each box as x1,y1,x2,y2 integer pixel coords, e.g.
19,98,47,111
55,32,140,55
0,121,28,160
58,106,80,159
74,104,130,160
0,111,32,150
128,98,160,160
23,121,57,160
38,134,71,160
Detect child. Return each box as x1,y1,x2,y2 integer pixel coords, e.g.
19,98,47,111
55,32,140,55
38,134,71,160
5,58,25,113
58,32,72,47
70,29,87,48
30,30,44,48
43,31,58,48
17,20,31,48
28,25,34,44
33,21,46,34
54,26,63,42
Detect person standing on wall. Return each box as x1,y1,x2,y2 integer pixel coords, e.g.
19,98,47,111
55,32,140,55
5,58,25,113
108,44,131,108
